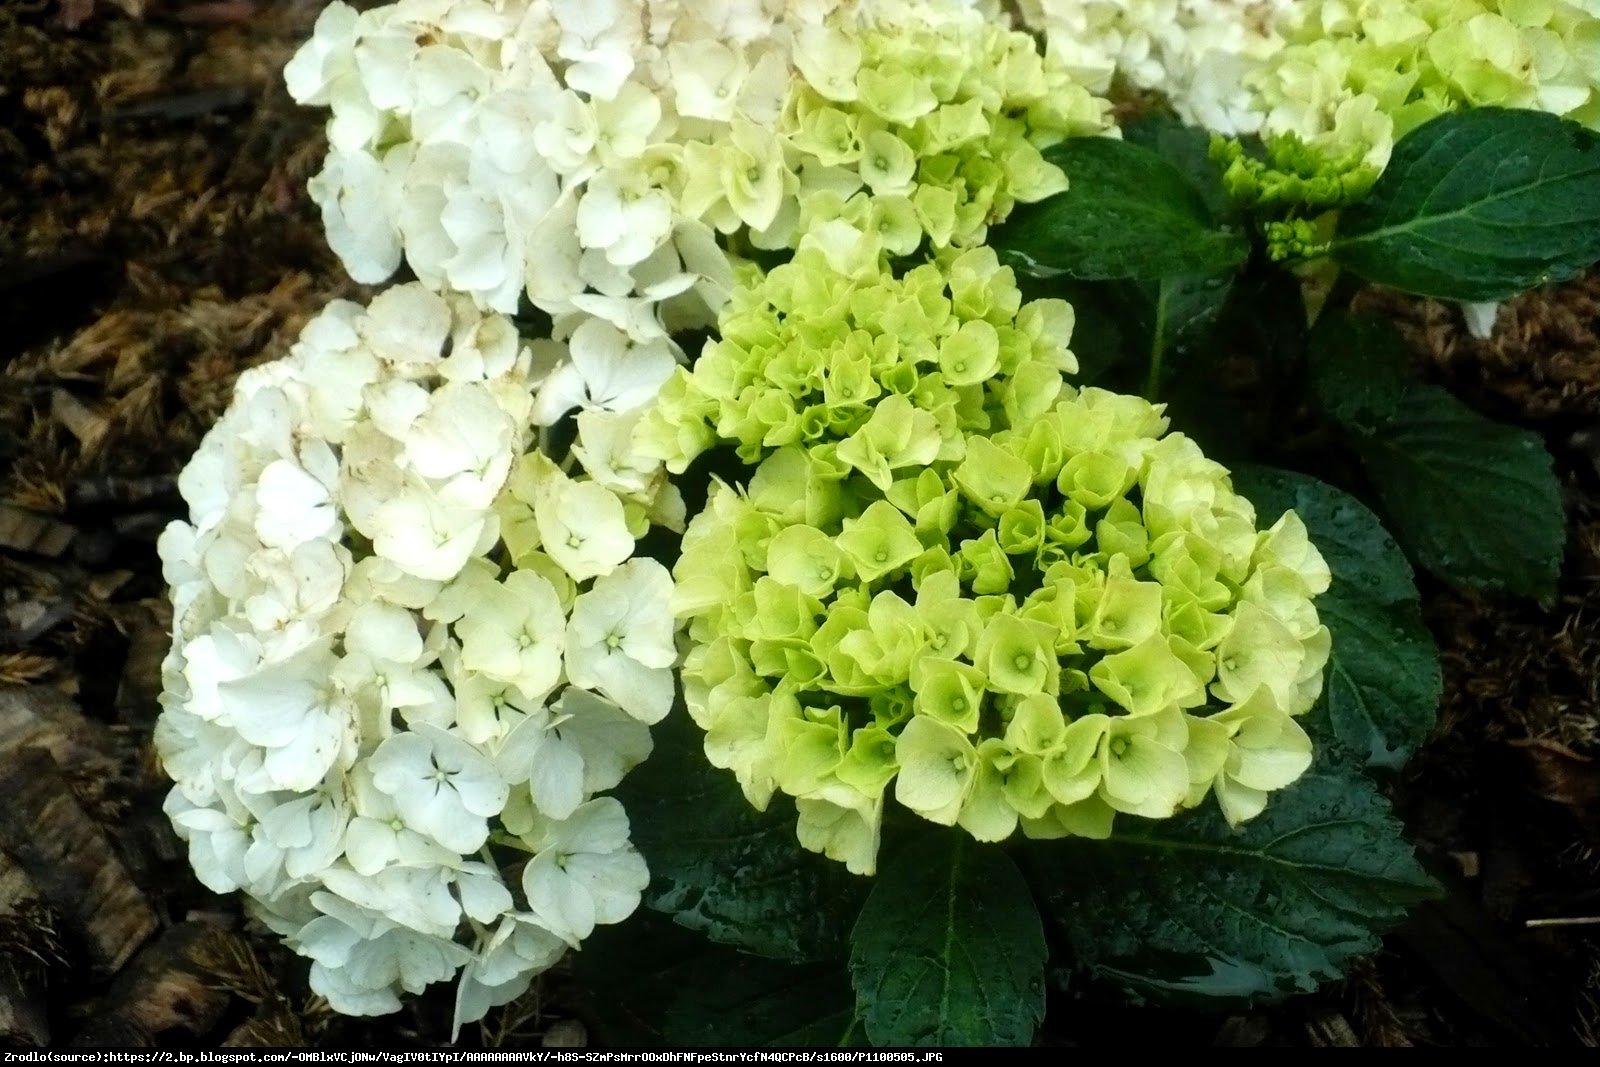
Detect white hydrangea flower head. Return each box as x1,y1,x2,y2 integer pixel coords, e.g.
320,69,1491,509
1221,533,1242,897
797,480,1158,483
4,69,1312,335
1017,0,1301,133
288,0,839,322
157,283,676,1035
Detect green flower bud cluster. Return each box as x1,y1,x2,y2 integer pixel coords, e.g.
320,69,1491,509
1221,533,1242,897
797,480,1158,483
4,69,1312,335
1231,0,1600,219
1212,130,1383,213
658,256,1333,876
1263,217,1339,262
769,9,1114,266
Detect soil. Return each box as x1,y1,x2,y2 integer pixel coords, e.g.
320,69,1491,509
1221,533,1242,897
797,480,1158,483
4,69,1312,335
1,0,1596,1049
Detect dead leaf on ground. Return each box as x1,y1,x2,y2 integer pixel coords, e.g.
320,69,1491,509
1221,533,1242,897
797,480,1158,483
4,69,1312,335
1512,737,1600,810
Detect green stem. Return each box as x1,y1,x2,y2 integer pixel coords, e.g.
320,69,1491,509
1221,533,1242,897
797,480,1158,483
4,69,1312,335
1143,279,1171,402
1318,265,1364,322
490,831,537,854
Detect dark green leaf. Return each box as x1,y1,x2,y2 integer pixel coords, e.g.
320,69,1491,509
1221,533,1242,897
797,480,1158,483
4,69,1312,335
1306,315,1417,427
1124,115,1234,220
612,710,868,962
1310,314,1564,599
575,915,862,1047
849,833,1046,1047
1354,390,1564,598
994,137,1249,281
1228,265,1310,373
1154,273,1235,349
1233,466,1441,767
1158,266,1308,459
1142,272,1235,396
1313,595,1442,769
1335,108,1600,300
1158,368,1257,462
1027,768,1438,1004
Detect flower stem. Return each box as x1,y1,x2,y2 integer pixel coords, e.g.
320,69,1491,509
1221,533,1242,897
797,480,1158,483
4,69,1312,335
1143,279,1172,402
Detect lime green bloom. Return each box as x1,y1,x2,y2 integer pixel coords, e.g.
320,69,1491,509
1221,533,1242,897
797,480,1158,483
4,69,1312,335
1225,0,1600,222
1203,687,1316,824
836,395,943,492
911,658,988,732
773,8,1115,259
638,247,1074,475
838,501,924,583
670,259,1332,875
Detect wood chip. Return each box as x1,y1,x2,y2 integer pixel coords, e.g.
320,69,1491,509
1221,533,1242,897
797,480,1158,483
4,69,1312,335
223,1008,309,1048
97,921,237,1039
0,854,50,1046
68,474,177,510
107,88,251,125
85,570,133,601
113,601,170,726
50,389,109,451
1305,1008,1361,1047
1511,737,1600,810
1212,1015,1270,1048
0,683,108,767
173,1,260,26
0,745,156,975
55,0,96,30
0,504,76,559
2,595,76,648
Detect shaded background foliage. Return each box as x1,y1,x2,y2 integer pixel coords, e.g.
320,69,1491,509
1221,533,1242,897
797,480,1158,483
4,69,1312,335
1,0,1600,1048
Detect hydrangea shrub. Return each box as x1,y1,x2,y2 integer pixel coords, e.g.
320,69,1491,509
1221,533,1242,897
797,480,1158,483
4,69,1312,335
156,284,671,1031
146,0,1600,1045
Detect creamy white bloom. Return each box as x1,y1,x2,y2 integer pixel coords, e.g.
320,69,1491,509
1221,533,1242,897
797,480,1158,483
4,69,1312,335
220,641,351,794
321,863,465,940
454,570,567,703
307,151,405,283
343,766,458,876
520,797,650,945
1018,0,1298,134
530,318,679,426
368,725,509,853
288,0,1014,330
494,688,655,819
517,454,637,581
158,284,676,1029
565,560,678,724
296,893,473,1016
164,787,252,895
241,783,350,893
452,913,566,1039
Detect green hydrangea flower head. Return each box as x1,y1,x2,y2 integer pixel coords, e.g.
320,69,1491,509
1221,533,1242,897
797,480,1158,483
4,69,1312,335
761,3,1115,261
636,244,1077,474
1228,0,1600,220
662,258,1333,876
